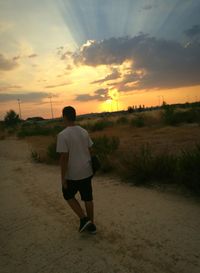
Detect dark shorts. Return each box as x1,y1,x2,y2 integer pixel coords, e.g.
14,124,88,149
62,176,93,201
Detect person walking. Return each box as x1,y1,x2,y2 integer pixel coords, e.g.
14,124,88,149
56,106,96,234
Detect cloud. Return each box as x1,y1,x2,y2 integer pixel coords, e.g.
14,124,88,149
184,25,200,39
13,55,20,61
56,47,73,60
28,53,38,58
75,88,110,102
142,4,155,10
91,69,121,84
0,92,48,103
73,34,200,90
0,54,19,71
0,85,22,92
45,82,71,89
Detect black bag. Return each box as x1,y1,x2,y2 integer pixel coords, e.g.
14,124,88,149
91,155,101,174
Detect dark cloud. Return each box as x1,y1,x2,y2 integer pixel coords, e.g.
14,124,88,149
13,55,20,61
0,92,47,102
0,54,18,71
45,82,71,89
56,46,73,61
73,34,200,90
0,85,22,92
91,69,121,84
184,25,200,39
28,53,38,58
142,4,155,10
75,88,110,102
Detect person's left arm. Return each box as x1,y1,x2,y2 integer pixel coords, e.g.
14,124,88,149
59,152,69,188
56,133,69,188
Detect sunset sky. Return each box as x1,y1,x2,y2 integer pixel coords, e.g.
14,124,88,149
0,0,200,119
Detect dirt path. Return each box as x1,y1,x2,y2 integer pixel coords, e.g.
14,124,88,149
0,139,199,273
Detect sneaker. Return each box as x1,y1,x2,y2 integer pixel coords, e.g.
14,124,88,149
87,223,97,234
79,217,91,232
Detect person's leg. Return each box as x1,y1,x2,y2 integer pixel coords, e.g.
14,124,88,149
67,198,85,219
62,180,86,219
85,201,94,223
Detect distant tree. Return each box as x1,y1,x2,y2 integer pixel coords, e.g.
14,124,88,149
162,101,167,108
4,110,20,127
138,105,143,112
127,106,134,113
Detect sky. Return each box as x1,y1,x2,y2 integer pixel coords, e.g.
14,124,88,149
0,0,200,119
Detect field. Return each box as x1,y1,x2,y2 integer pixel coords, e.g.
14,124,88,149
1,107,200,273
1,105,200,194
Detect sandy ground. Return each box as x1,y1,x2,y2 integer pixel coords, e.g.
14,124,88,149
0,139,200,273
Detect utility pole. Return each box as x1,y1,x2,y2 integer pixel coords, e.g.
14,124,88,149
49,95,54,119
157,95,161,106
17,99,22,119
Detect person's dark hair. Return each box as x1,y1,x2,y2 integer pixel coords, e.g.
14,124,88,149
62,106,76,121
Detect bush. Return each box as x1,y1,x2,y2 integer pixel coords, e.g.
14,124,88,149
131,115,145,127
119,144,177,185
82,119,114,132
178,144,200,193
18,125,52,137
162,105,200,126
119,143,200,194
92,135,120,172
116,116,129,125
4,110,21,127
162,105,177,125
51,125,65,135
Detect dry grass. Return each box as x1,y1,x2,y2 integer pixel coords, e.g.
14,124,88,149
91,123,200,155
24,121,200,162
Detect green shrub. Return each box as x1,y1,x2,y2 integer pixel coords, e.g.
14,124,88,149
119,143,200,194
116,116,129,125
83,119,114,132
92,135,120,172
51,125,65,135
162,105,200,126
4,110,21,127
178,144,200,193
162,105,177,125
17,125,53,137
119,144,177,185
131,115,145,127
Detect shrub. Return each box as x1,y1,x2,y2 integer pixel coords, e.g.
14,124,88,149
4,110,21,127
51,125,65,135
82,119,114,132
119,143,200,194
92,135,120,172
17,125,52,137
119,144,177,185
178,144,200,193
131,115,145,127
116,116,129,125
162,105,200,126
162,104,177,125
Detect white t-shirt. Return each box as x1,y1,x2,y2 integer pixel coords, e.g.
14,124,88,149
56,125,93,180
